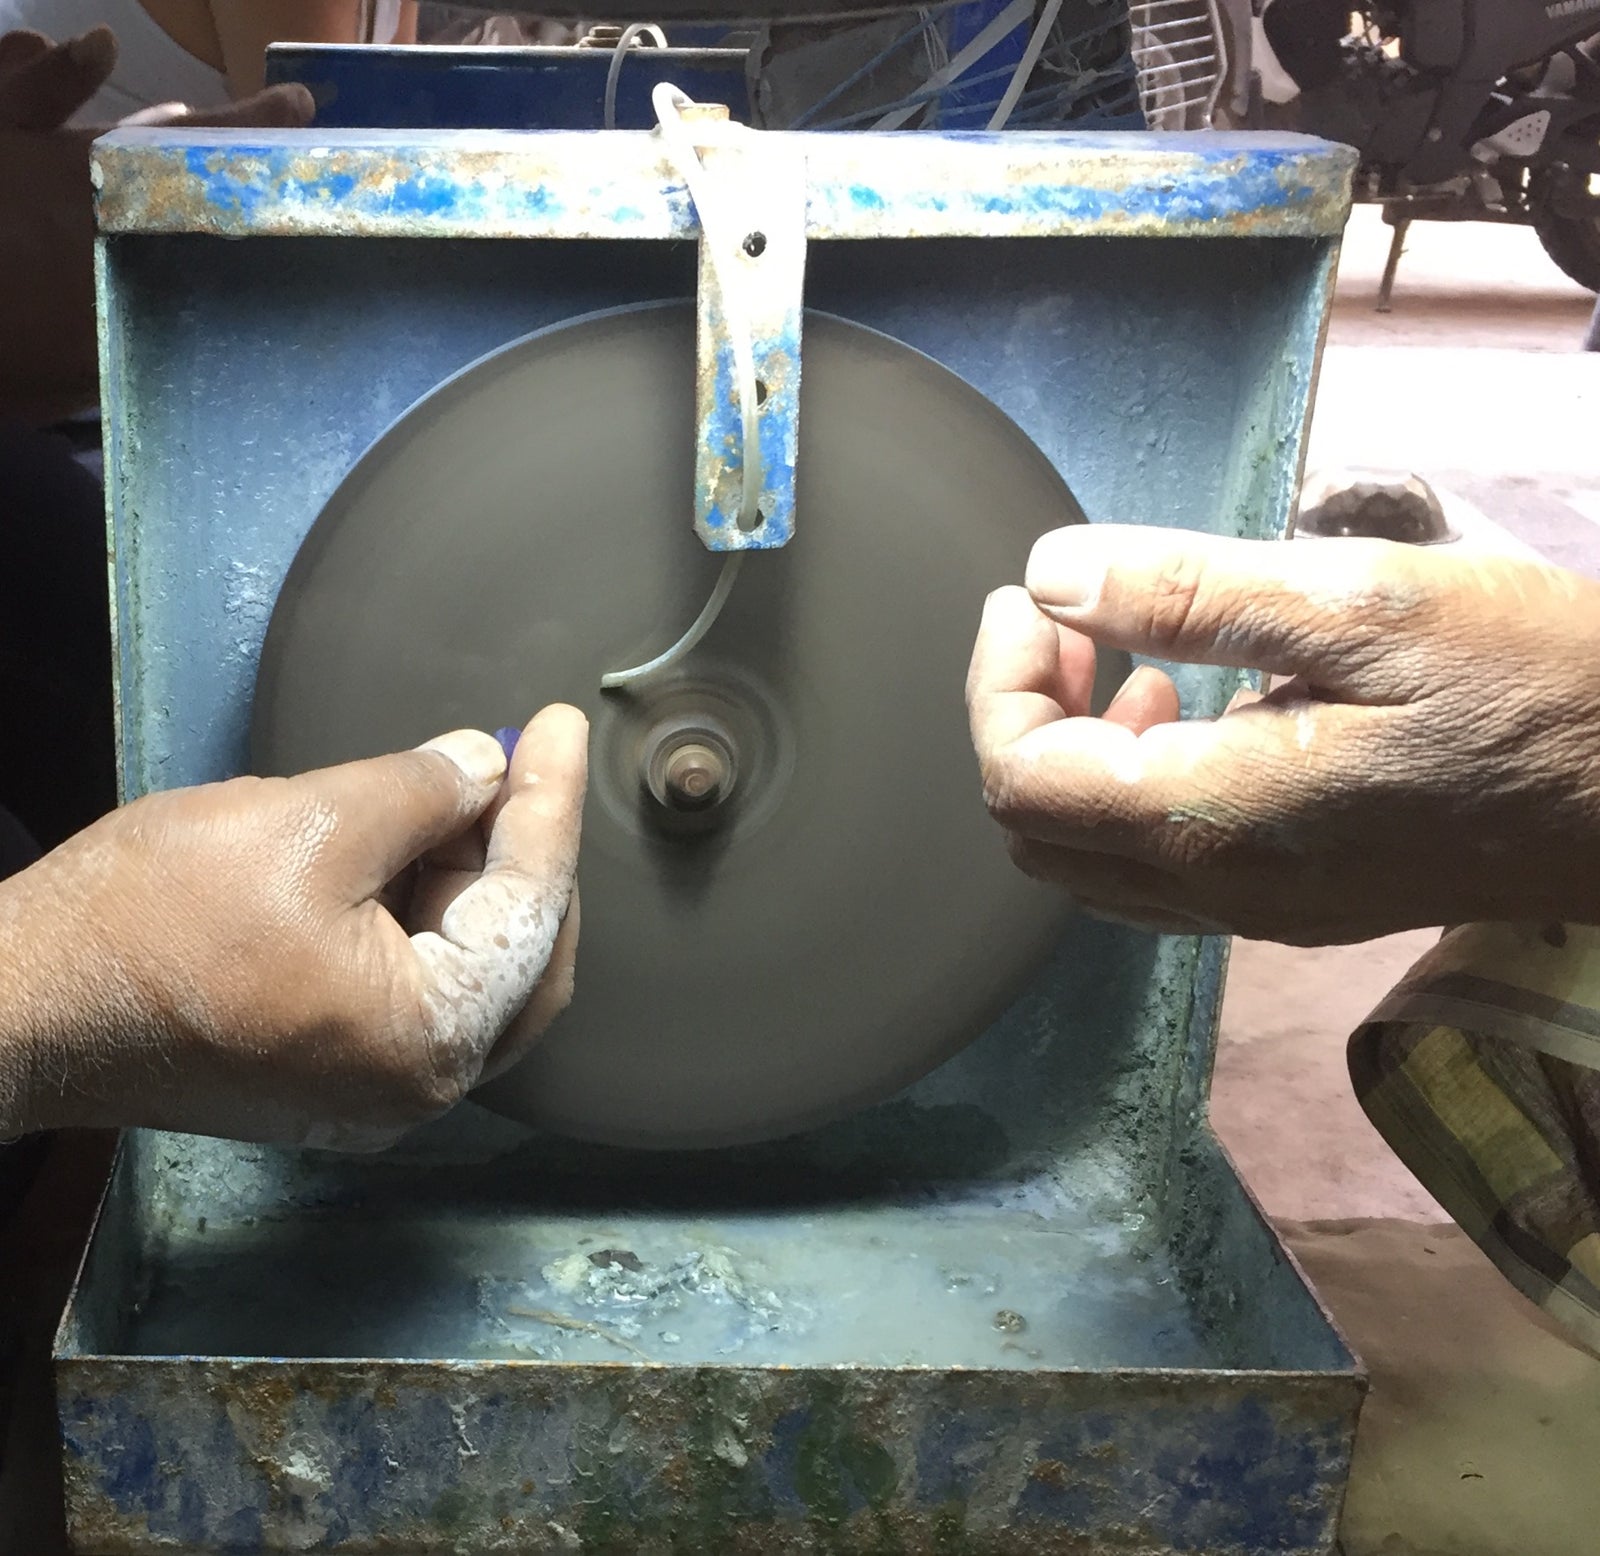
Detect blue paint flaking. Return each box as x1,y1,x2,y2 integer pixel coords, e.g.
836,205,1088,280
217,1505,264,1551
59,1380,1352,1549
317,170,358,202
182,143,576,227
116,131,1352,240
385,171,480,218
68,1399,161,1513
697,295,800,549
913,1407,1023,1504
184,145,265,217
758,1407,812,1517
176,1476,208,1549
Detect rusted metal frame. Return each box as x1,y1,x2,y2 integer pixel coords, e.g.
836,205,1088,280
90,129,1357,242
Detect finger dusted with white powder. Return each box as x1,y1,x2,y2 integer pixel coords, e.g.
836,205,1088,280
411,704,588,1094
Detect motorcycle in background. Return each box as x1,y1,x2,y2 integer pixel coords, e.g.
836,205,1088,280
1246,0,1600,301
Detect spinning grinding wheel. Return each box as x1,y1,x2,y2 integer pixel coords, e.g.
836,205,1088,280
252,302,1125,1147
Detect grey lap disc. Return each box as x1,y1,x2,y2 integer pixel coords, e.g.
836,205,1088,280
251,301,1126,1148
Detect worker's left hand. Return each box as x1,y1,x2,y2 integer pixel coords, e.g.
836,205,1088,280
0,26,313,424
968,525,1600,945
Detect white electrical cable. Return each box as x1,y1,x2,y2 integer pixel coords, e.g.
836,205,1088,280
602,23,668,131
599,554,746,691
986,0,1062,130
601,84,762,692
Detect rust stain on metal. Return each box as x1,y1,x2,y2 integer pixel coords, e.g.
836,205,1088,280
60,1353,1358,1552
91,132,1356,243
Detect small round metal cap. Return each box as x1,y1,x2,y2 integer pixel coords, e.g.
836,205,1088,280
1297,468,1455,545
657,739,729,810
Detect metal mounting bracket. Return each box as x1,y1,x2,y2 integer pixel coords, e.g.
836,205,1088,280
667,101,806,550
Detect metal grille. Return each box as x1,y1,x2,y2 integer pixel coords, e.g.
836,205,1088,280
1129,0,1224,129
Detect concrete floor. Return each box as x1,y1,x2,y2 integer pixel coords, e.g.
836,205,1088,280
1212,206,1598,1223
1313,207,1600,573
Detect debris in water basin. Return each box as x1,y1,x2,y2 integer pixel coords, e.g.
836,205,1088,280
505,1305,650,1358
993,1309,1028,1334
538,1245,783,1319
684,1248,739,1296
542,1252,597,1295
945,1268,1002,1297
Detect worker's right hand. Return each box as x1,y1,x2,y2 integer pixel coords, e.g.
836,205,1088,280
968,526,1600,945
0,706,587,1150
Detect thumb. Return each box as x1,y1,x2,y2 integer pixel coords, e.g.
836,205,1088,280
1025,525,1427,687
479,704,588,889
0,26,116,130
294,730,508,900
410,705,588,1078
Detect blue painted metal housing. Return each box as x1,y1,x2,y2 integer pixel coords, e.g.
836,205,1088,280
264,42,754,131
61,128,1362,1554
87,126,1350,558
92,126,1349,240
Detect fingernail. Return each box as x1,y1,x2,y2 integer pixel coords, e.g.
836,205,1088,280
417,729,507,787
981,584,1040,626
1026,530,1105,614
1108,664,1152,702
527,703,591,743
118,102,187,126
